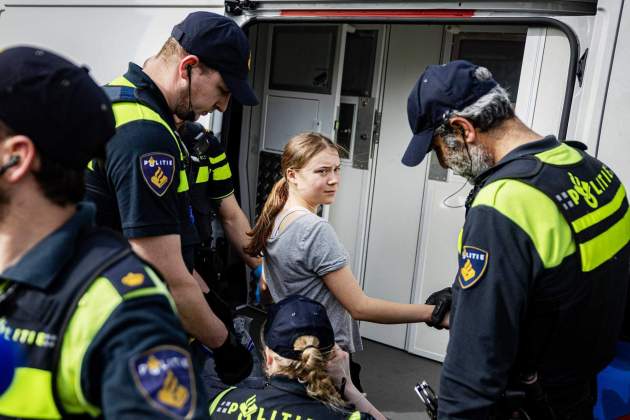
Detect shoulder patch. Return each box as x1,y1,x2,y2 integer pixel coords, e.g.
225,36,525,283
458,246,489,289
130,345,196,419
102,254,154,296
140,152,175,196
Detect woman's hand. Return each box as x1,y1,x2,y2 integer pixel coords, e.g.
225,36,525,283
325,345,351,389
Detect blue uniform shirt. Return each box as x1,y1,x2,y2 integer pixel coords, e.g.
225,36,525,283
0,203,209,418
84,63,199,270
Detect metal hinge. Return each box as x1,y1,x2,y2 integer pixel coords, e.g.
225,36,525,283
372,110,382,145
225,0,258,16
576,48,588,87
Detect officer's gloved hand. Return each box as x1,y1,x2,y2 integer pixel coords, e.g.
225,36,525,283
213,331,253,385
425,287,452,329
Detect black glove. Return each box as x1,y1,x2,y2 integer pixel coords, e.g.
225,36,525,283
425,287,452,329
213,331,254,385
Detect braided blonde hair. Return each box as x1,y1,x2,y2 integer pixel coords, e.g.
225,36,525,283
264,335,347,410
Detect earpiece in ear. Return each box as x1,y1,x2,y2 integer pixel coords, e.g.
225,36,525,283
0,155,20,176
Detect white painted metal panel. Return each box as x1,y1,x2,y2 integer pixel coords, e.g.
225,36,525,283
360,25,443,349
409,178,468,361
0,6,222,84
597,0,630,188
530,28,570,138
262,95,320,151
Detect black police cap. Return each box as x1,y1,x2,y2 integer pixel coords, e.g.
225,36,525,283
264,295,335,361
171,12,258,106
0,46,115,170
402,60,498,167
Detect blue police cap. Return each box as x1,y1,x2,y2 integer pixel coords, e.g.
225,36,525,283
402,60,498,167
264,295,335,360
0,46,115,170
171,12,259,106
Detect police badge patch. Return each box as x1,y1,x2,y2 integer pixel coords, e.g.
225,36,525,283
458,246,489,289
140,153,175,196
130,345,196,419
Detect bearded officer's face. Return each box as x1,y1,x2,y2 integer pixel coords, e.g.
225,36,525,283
432,125,494,181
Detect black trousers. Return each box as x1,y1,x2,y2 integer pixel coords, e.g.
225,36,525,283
349,354,364,393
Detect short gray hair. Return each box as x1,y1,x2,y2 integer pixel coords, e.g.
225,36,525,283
440,66,514,133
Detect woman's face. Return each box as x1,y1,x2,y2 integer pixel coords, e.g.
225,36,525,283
288,148,341,207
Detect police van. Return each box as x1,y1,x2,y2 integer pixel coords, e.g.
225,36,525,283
1,0,628,362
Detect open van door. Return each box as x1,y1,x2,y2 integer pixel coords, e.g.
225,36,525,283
227,0,592,360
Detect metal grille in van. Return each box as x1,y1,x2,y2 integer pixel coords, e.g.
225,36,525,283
255,151,282,218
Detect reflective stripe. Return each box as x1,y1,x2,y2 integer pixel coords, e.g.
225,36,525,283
535,143,583,165
572,184,627,233
108,77,189,193
58,269,171,416
110,76,135,88
457,228,463,253
196,166,209,183
348,411,362,420
0,368,61,418
57,277,120,416
212,163,232,181
209,190,235,201
473,179,575,268
580,207,630,272
209,152,227,165
209,386,236,415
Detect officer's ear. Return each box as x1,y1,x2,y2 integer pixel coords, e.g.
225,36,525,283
448,116,477,145
179,55,200,80
0,134,37,182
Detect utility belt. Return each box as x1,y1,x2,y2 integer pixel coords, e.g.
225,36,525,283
492,375,596,420
492,374,556,420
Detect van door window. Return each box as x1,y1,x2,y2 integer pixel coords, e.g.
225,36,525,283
269,26,337,94
450,32,526,103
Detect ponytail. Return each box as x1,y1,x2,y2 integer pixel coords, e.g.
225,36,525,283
264,335,347,411
244,178,289,257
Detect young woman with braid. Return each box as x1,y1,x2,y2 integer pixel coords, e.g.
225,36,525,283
244,132,448,389
208,295,384,419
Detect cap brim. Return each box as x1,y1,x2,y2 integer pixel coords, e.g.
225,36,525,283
402,129,433,167
223,74,259,106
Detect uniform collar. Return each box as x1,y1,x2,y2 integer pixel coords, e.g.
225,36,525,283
496,135,560,164
268,375,309,397
124,62,177,129
1,203,95,290
473,135,559,185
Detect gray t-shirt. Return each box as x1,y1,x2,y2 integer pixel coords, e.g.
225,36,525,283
264,210,363,353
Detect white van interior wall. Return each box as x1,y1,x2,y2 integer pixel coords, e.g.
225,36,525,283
360,25,443,351
596,0,630,189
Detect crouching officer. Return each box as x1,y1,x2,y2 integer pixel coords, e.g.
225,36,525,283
403,60,630,419
208,296,380,419
178,121,261,302
0,46,208,418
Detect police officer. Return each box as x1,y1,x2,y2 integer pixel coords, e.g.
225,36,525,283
208,295,381,420
84,12,256,382
178,121,261,301
0,46,208,418
403,60,630,419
